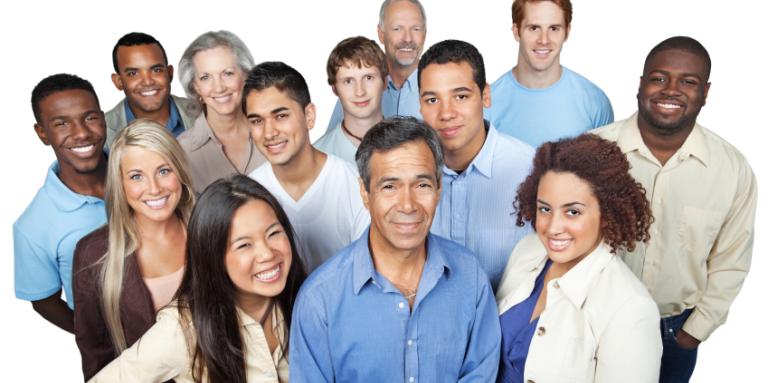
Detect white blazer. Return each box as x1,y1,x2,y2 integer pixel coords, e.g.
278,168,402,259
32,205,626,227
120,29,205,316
496,234,662,383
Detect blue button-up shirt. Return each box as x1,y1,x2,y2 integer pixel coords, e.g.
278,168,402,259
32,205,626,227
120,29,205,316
290,230,501,382
431,123,535,290
13,161,106,308
124,96,185,137
324,69,423,132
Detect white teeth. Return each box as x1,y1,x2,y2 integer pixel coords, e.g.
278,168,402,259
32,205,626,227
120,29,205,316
71,144,95,153
255,266,280,281
658,103,681,109
549,238,571,250
140,90,158,96
212,95,231,103
145,196,168,208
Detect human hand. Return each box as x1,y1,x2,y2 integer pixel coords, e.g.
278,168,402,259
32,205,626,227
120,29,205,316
676,329,701,350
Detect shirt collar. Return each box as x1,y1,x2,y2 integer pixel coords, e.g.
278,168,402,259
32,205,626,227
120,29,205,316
44,161,104,212
617,112,710,167
387,69,418,92
124,96,181,131
442,120,495,179
555,242,614,308
352,229,451,295
236,304,285,331
185,114,220,151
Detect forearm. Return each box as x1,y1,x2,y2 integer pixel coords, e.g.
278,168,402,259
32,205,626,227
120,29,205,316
32,291,74,333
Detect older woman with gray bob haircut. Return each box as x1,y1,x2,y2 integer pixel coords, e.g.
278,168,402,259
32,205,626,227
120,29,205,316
176,30,264,194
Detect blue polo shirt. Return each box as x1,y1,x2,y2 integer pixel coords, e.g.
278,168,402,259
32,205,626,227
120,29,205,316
124,96,185,137
290,229,501,382
325,70,423,132
486,66,613,148
431,123,535,289
13,162,106,308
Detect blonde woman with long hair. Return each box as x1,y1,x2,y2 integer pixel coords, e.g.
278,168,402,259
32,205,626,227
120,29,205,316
73,119,195,380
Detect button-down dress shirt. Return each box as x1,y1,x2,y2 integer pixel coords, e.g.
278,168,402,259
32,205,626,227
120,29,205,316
90,304,288,383
592,114,757,341
497,235,662,383
325,70,423,132
289,230,501,382
431,123,535,289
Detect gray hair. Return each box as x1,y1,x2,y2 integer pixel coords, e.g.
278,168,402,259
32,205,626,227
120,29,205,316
356,116,443,192
378,0,427,28
178,30,255,100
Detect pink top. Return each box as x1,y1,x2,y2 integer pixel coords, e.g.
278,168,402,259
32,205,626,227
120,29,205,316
143,267,185,312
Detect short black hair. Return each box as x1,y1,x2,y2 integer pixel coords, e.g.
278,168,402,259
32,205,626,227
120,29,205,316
31,73,99,123
355,116,443,192
242,61,312,114
418,39,486,93
644,36,711,81
112,32,168,73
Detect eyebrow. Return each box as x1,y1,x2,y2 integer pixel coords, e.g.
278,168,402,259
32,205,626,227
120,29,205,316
536,199,585,208
376,173,435,186
648,69,703,81
48,109,101,122
230,222,282,244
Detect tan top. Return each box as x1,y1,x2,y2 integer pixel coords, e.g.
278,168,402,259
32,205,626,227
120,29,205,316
497,235,661,383
89,303,289,383
177,114,265,194
143,266,184,312
592,113,757,341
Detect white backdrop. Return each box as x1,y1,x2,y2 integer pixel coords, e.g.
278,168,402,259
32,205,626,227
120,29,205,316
1,0,764,380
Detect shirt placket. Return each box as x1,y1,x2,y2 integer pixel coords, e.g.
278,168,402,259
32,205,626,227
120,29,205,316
450,173,467,245
403,299,419,383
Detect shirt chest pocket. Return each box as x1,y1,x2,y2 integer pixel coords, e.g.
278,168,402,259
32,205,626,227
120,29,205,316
678,206,725,257
555,336,597,381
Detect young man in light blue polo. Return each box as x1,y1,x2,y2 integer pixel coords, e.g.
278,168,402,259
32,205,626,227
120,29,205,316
14,74,108,332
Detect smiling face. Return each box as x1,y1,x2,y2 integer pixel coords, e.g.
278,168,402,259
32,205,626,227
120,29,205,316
111,44,173,116
34,89,106,176
361,140,440,256
637,49,710,135
246,86,316,167
225,199,292,304
192,46,246,117
513,1,569,75
377,0,426,69
121,146,182,225
419,61,489,160
535,171,602,268
334,61,385,121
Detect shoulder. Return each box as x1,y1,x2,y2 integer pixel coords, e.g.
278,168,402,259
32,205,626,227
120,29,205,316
494,130,536,160
586,256,658,320
74,227,109,272
430,234,484,273
698,124,753,171
171,95,202,120
327,154,359,180
176,115,209,151
562,67,609,96
14,184,51,234
589,117,627,139
248,162,274,183
490,69,515,91
297,245,356,303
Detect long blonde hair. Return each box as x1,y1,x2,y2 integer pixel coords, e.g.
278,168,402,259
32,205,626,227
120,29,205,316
100,119,196,352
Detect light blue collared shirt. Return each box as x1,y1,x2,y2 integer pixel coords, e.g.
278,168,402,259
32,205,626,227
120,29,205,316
325,70,423,132
431,123,535,289
485,67,613,148
124,96,185,137
290,229,501,382
13,162,106,308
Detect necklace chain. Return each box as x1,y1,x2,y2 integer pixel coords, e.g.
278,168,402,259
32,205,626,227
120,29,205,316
341,120,364,142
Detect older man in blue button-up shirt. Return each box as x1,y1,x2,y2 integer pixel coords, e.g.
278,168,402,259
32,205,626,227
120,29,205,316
290,117,500,382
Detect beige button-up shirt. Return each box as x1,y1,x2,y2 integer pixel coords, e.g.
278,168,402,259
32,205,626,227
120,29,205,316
497,235,661,383
89,304,288,383
592,114,757,341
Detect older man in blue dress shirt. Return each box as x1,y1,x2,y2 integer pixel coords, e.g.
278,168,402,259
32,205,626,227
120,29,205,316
290,117,501,382
419,39,535,289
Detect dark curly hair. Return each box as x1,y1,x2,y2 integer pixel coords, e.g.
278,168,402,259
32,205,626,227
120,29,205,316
514,134,653,253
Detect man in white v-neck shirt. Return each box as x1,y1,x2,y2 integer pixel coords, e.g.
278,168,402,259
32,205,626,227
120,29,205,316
244,61,370,272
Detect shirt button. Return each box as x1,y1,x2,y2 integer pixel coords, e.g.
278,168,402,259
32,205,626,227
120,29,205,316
553,281,560,289
398,302,405,309
526,380,536,383
409,377,415,383
537,326,546,336
407,339,413,346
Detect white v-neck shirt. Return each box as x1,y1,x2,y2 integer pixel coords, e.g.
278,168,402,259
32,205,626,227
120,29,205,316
249,154,370,272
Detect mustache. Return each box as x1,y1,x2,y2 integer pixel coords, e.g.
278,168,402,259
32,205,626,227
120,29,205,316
395,42,419,50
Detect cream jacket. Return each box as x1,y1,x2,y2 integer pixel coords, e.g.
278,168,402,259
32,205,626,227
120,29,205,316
496,235,662,383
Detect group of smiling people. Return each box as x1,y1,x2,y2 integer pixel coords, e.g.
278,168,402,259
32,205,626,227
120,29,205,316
14,0,756,382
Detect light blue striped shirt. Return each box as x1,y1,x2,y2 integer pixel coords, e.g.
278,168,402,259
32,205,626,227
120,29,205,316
325,70,422,132
431,123,535,289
